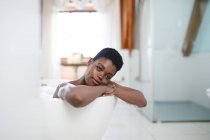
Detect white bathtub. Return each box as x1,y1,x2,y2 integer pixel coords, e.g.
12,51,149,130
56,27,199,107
40,86,117,140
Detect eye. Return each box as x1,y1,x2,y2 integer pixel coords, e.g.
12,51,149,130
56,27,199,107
96,66,103,72
105,75,112,80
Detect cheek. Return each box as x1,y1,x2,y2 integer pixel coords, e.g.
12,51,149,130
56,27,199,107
91,67,99,75
84,72,93,85
85,67,95,79
101,79,110,85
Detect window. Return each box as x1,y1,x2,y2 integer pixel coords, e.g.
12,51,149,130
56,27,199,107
55,12,110,58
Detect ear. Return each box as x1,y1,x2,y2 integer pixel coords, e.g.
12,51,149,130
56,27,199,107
87,58,93,66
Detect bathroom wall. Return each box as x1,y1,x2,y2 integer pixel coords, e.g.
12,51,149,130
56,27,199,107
129,0,154,120
0,0,43,139
193,2,210,53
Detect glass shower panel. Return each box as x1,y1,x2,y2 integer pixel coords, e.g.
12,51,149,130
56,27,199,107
152,0,210,122
141,0,210,122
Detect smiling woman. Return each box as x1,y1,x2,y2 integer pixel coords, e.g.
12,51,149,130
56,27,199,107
53,48,147,108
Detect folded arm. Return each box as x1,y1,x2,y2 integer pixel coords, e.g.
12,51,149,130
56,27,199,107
111,82,147,107
53,83,115,108
53,81,147,108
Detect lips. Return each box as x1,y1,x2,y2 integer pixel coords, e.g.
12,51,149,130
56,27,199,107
92,78,100,86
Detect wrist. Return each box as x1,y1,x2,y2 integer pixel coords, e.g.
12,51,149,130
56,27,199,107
113,84,120,96
95,85,107,96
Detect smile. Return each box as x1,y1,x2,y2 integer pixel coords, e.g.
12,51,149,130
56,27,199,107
92,78,100,85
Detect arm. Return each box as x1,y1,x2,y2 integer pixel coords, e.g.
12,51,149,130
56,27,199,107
111,82,147,107
53,83,115,108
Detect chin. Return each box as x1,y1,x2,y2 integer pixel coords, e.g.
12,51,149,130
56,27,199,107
86,81,94,86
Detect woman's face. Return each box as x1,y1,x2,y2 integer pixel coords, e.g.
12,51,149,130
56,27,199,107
84,58,117,86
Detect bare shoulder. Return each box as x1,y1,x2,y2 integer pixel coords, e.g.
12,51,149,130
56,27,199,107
70,79,83,86
53,81,75,98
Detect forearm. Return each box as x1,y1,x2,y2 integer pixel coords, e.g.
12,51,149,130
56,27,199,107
114,83,147,107
65,85,107,107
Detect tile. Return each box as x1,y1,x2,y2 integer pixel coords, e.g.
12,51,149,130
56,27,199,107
144,122,207,135
102,126,155,140
102,102,155,140
101,96,210,140
154,134,210,140
194,122,210,132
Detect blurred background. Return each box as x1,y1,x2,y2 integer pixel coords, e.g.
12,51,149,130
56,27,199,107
0,0,210,140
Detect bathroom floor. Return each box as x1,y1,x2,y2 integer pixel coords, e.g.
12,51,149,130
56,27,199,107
154,101,210,122
102,99,210,140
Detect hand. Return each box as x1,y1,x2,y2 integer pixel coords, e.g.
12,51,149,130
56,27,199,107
102,84,116,96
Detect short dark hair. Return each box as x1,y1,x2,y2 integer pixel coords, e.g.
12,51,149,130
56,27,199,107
93,48,123,71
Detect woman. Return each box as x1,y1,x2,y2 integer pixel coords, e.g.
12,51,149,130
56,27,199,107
53,48,147,108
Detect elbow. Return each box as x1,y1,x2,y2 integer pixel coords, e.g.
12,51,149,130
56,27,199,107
135,92,147,107
137,99,147,108
66,94,84,108
141,100,147,107
137,102,147,108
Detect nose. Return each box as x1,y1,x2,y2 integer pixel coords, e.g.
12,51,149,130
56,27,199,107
98,72,104,81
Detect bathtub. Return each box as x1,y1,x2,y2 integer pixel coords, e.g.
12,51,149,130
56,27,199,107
40,86,117,140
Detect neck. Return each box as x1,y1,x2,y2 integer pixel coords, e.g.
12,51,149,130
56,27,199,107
72,75,86,85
